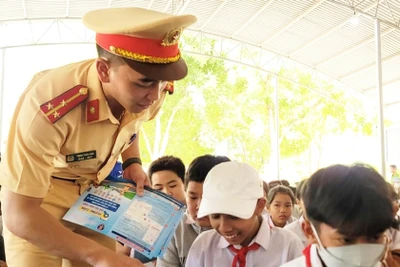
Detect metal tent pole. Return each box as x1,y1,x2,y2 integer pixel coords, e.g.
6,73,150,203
274,75,280,179
0,48,5,153
375,19,386,177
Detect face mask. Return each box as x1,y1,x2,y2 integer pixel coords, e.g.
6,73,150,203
310,223,386,267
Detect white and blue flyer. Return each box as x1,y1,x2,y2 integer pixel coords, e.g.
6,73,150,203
62,175,186,259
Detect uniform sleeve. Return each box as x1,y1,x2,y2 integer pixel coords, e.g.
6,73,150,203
390,228,400,250
156,235,181,267
185,236,203,267
0,87,66,198
386,229,400,266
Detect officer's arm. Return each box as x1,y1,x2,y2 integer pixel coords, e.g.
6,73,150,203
0,89,144,266
121,132,150,195
121,131,141,161
2,189,112,265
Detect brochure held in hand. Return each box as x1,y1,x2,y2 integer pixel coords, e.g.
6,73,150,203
63,171,186,260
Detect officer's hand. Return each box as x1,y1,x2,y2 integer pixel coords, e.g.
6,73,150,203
123,163,150,196
93,250,145,267
116,242,132,256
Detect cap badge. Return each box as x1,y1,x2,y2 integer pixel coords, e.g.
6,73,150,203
161,28,183,47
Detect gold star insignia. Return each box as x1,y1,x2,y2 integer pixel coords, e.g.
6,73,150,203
60,100,67,107
46,103,54,110
53,111,60,118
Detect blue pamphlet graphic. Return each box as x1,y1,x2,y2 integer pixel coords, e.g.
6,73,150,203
62,176,186,259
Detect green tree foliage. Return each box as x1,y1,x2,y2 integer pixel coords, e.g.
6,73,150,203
139,43,373,173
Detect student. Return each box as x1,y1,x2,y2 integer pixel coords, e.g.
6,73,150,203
156,155,230,267
295,180,308,214
262,181,269,214
186,161,303,267
117,156,187,262
281,164,396,267
148,155,186,204
385,183,400,264
291,179,306,219
267,185,297,228
284,179,308,248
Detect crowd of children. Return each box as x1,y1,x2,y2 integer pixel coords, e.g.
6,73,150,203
114,154,400,267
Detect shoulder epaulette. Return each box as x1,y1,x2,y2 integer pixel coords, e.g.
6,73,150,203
40,85,88,124
164,81,174,94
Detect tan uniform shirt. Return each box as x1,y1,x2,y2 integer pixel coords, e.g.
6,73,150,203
0,59,166,198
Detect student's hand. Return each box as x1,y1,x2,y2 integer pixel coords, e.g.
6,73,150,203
0,260,7,267
123,163,150,196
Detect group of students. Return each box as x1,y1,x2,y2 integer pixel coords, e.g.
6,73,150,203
114,155,400,267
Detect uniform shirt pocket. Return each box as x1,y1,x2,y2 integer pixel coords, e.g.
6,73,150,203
67,158,99,172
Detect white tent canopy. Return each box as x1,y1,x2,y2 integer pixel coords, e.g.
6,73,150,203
1,0,399,116
0,0,399,174
0,0,400,107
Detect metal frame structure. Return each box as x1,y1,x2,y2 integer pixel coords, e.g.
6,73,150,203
1,0,399,175
0,20,373,107
1,0,399,105
0,23,383,174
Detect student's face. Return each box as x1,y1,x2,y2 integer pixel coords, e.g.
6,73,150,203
96,59,168,114
209,198,266,247
151,170,186,204
186,181,211,227
267,193,293,227
302,220,386,247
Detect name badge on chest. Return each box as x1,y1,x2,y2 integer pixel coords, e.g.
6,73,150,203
66,150,97,163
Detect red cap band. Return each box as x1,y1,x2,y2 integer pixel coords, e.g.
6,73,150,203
96,33,180,64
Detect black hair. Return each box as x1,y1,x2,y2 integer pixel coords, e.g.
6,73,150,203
262,181,269,198
185,155,230,188
303,164,393,237
388,182,399,202
267,185,295,206
387,182,400,230
281,180,290,187
148,156,185,184
295,179,308,200
96,44,125,66
289,186,296,197
268,180,282,189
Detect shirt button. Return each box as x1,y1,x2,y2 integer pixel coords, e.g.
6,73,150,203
98,172,101,176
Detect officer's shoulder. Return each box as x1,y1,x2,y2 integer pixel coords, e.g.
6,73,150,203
39,85,88,124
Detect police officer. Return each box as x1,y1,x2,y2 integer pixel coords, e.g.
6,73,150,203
0,7,196,267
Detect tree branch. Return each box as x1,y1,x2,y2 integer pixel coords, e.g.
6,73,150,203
140,127,153,160
279,98,323,144
160,103,182,156
152,114,162,160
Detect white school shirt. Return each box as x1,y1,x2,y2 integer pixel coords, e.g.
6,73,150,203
385,227,400,250
292,205,302,219
186,218,303,267
284,216,308,248
266,213,298,228
280,244,383,267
